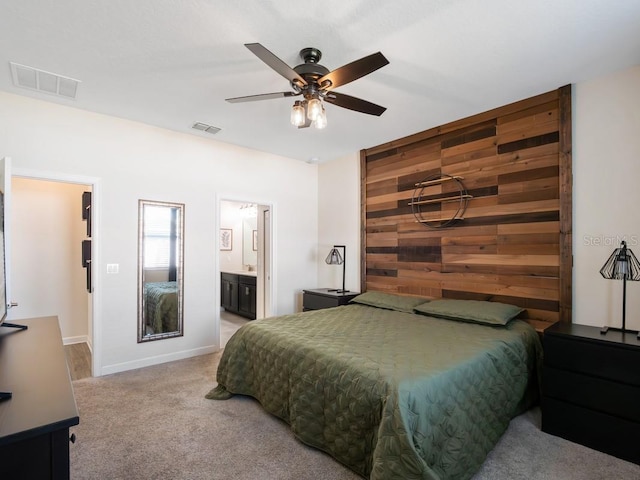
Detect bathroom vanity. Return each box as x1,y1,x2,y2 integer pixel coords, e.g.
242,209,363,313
221,271,256,320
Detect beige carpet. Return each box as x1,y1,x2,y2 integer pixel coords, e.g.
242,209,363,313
70,353,640,480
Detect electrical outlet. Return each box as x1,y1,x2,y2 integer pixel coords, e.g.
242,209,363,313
106,264,119,274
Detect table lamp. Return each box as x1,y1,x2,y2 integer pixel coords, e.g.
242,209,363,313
599,240,640,337
325,245,348,293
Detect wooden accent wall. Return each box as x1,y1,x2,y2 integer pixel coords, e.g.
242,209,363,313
360,86,572,326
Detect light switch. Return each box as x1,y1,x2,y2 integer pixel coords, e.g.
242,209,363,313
106,264,119,274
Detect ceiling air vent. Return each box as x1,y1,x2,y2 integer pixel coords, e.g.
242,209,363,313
10,62,80,99
192,122,221,135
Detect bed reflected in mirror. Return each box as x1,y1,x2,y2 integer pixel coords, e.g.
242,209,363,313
137,199,184,342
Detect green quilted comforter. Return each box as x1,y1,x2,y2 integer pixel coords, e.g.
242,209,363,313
207,304,541,480
144,281,178,333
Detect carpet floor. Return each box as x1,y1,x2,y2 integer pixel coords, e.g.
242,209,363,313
70,353,640,479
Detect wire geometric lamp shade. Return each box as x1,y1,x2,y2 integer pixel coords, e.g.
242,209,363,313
325,245,348,293
599,240,640,337
599,240,640,281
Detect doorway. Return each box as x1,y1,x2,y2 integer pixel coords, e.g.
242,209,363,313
219,199,272,346
11,168,99,377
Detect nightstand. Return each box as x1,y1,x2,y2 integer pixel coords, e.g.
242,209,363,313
302,288,360,311
542,322,640,464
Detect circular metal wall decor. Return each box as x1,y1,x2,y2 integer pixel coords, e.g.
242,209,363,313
409,174,472,228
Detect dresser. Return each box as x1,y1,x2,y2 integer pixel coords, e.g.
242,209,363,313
0,316,79,479
542,322,640,464
302,288,359,311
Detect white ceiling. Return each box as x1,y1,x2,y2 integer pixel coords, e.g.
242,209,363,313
1,0,639,163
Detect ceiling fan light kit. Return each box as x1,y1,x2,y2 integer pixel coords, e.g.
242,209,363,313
226,43,389,130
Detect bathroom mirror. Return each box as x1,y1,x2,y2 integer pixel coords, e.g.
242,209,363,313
138,199,184,342
242,217,257,267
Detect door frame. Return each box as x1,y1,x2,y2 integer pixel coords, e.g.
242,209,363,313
13,167,101,376
216,195,275,347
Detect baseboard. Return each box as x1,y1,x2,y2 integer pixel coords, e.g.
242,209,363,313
99,345,219,376
63,335,89,345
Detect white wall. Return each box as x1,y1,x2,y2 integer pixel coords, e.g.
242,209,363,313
219,201,244,272
10,178,89,342
574,64,640,330
0,91,319,375
317,152,361,293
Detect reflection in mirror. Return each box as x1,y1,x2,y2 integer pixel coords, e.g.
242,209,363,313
242,216,257,268
138,200,184,342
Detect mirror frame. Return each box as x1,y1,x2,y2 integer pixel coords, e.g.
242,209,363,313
137,199,185,343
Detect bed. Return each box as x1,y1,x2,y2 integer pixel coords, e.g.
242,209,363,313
143,281,179,333
207,293,542,480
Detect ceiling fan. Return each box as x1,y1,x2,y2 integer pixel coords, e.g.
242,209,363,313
225,43,389,129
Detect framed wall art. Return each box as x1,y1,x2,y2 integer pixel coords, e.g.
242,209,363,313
220,228,232,251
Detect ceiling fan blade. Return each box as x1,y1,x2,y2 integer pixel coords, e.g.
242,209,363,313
245,43,307,87
226,91,298,103
318,52,389,90
324,92,386,116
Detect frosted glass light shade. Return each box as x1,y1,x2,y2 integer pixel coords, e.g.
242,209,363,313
314,107,327,129
290,101,305,127
307,98,322,120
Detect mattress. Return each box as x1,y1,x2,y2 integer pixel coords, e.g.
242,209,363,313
207,303,541,479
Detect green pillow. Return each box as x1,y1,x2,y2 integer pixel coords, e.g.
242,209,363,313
413,299,524,326
349,291,430,313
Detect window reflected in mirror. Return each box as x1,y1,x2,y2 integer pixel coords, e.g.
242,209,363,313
137,200,184,342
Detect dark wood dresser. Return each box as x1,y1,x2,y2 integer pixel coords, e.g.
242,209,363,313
302,288,360,311
0,316,79,479
542,321,640,464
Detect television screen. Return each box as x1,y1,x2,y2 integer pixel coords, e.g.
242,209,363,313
0,191,6,324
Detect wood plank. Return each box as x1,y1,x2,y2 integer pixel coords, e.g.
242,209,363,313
441,235,497,246
397,270,559,291
497,188,559,205
497,131,559,154
442,253,559,267
498,176,559,195
497,232,559,245
558,84,573,323
439,280,559,301
497,221,559,235
496,118,559,145
522,310,560,324
441,136,497,159
441,263,559,277
497,100,559,126
463,199,559,218
497,243,559,255
441,146,497,168
370,141,443,169
366,157,441,184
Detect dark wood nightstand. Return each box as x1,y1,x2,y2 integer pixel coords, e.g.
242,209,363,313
542,322,640,464
302,288,360,311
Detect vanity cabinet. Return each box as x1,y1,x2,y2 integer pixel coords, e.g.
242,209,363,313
221,272,256,320
221,273,239,313
238,276,256,319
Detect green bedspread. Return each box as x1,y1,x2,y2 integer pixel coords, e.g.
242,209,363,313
207,304,541,480
144,281,178,333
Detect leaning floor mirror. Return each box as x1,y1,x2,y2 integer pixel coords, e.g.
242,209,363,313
138,199,185,342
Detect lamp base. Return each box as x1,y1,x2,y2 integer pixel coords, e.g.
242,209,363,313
600,325,640,339
336,289,350,294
